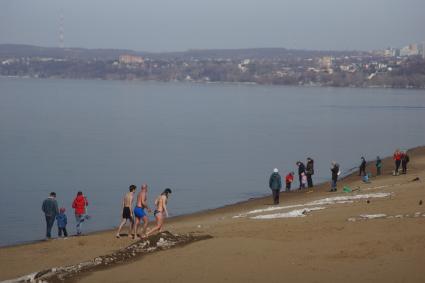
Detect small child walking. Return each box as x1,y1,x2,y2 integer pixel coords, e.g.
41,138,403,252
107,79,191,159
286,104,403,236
285,172,294,192
301,172,307,189
56,207,68,238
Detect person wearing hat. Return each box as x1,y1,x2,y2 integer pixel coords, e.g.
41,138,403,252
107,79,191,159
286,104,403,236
42,192,59,239
269,168,282,204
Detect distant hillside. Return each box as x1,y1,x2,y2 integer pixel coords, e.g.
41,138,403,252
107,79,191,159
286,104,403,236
0,44,146,60
0,44,365,61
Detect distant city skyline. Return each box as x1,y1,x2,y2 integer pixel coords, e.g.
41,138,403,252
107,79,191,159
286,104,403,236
1,0,424,52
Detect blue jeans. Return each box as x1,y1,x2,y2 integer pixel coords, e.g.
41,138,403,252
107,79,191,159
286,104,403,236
75,214,85,234
45,215,55,238
331,180,337,191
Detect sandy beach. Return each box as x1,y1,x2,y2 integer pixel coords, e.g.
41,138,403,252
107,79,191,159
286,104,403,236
1,147,425,282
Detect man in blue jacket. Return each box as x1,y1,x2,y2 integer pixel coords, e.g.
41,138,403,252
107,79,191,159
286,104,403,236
42,192,59,239
269,168,282,204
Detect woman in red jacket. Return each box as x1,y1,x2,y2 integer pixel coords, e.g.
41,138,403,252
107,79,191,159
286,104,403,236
72,191,88,235
393,149,402,175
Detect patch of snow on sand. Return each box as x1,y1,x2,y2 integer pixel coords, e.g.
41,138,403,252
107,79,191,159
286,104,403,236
233,192,391,218
232,204,305,218
251,207,326,219
359,214,387,219
308,193,391,206
2,272,38,283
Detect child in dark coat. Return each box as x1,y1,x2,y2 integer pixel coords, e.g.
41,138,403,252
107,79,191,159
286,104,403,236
56,207,68,238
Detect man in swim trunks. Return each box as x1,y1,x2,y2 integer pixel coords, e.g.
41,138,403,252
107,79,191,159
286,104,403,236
146,188,172,237
133,184,151,239
116,185,136,238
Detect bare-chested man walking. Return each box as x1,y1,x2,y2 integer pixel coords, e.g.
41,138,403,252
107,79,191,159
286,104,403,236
133,184,151,239
116,185,136,238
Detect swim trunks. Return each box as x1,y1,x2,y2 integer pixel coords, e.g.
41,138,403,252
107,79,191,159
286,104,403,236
122,207,131,219
134,206,146,218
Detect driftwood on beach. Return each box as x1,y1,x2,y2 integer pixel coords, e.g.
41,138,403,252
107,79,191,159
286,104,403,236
4,231,211,283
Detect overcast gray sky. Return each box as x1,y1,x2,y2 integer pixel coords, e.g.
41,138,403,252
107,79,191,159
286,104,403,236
0,0,424,52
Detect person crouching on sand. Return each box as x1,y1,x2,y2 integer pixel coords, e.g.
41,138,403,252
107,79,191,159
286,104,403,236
116,185,136,238
133,184,151,239
330,161,340,192
72,191,88,235
269,168,282,204
145,188,172,237
56,207,68,238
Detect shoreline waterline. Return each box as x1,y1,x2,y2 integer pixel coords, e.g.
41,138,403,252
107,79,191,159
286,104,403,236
2,145,422,249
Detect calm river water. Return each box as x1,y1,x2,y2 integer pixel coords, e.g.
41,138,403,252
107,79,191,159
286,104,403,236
1,77,424,246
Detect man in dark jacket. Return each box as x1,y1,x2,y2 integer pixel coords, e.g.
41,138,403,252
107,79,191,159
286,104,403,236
376,156,382,176
359,157,367,176
42,192,59,239
330,162,340,192
401,151,410,174
306,158,314,188
296,161,306,190
269,168,282,204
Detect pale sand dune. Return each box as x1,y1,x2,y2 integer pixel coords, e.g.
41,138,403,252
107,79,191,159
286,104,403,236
1,147,425,282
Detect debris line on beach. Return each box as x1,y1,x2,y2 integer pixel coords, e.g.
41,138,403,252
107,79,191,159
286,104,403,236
3,231,212,283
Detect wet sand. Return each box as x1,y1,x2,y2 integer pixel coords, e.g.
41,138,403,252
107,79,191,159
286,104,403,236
1,147,425,282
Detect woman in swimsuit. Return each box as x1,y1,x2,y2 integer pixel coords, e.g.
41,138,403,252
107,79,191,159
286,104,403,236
146,188,172,237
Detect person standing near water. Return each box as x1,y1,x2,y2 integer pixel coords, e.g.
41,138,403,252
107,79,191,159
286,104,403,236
116,185,136,238
401,151,410,174
133,184,151,239
145,188,172,237
393,149,402,175
376,156,382,176
56,208,68,238
359,157,367,176
285,171,294,192
72,191,88,235
296,161,306,190
42,192,59,239
269,168,282,204
305,158,314,188
330,162,340,192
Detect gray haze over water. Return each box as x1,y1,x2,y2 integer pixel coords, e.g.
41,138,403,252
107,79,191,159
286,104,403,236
1,0,424,51
0,78,425,246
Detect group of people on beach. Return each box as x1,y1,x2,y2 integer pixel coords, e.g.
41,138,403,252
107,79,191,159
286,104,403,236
41,185,172,240
269,148,411,204
41,191,89,240
269,157,315,204
115,184,172,239
42,148,410,239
